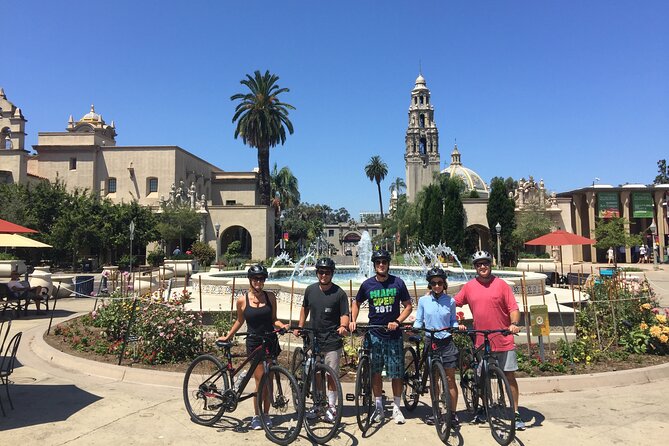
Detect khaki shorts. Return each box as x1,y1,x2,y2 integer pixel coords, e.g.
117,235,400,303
490,350,518,372
323,349,342,375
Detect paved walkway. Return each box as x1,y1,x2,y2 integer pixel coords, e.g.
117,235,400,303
1,264,668,444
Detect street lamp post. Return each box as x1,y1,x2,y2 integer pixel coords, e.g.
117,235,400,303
650,221,658,270
214,223,221,266
495,222,502,269
129,220,135,294
279,211,286,251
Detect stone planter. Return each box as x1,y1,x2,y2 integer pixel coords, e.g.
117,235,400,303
0,259,27,278
516,258,559,273
167,259,193,277
30,266,53,296
51,274,75,298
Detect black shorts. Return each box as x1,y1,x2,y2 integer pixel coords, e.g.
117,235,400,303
423,337,459,369
246,335,281,358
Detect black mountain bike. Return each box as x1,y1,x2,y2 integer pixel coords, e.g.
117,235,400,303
402,326,457,443
183,330,304,445
290,327,343,444
458,329,516,446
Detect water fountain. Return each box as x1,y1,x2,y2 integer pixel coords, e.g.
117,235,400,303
357,231,373,278
270,251,294,269
288,249,316,282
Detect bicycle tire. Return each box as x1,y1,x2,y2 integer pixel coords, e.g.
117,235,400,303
303,362,343,444
257,365,304,445
291,347,306,389
430,360,453,443
402,346,420,411
354,355,374,433
183,354,228,426
458,346,479,414
484,364,515,446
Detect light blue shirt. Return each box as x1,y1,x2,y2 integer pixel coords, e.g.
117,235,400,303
413,292,458,340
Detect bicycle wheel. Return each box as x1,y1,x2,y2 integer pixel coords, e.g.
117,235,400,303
303,362,343,444
257,365,303,445
458,346,479,414
291,347,306,388
485,364,515,446
354,355,375,433
183,354,228,426
430,360,453,443
402,346,420,411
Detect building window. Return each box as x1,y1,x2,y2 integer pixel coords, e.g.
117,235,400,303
328,229,335,237
226,200,236,205
372,229,378,236
107,177,117,194
148,177,158,193
419,114,425,128
69,158,77,170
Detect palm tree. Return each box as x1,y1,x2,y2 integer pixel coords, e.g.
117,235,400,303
271,163,300,209
364,155,388,220
231,70,295,206
389,177,406,196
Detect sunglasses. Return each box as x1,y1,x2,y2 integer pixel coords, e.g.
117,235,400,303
429,281,445,287
317,269,333,276
374,259,389,265
474,262,491,268
250,276,266,282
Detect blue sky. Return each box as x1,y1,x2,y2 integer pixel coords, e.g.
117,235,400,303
4,1,668,218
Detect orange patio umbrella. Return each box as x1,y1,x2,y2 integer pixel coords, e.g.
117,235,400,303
0,218,38,234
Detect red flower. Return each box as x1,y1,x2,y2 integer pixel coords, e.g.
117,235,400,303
186,250,192,255
456,311,465,321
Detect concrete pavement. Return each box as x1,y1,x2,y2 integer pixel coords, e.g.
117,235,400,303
2,266,669,444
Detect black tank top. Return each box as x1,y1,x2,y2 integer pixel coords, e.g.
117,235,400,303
244,291,274,336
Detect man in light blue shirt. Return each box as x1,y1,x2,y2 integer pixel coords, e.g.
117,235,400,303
412,267,461,426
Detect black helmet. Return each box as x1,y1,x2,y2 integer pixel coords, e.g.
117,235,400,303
472,250,493,264
371,249,391,262
426,267,447,282
247,264,268,279
315,257,336,271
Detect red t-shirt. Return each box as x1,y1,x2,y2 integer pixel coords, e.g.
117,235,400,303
454,276,519,352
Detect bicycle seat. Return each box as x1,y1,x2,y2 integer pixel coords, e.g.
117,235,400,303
215,340,234,349
408,334,421,343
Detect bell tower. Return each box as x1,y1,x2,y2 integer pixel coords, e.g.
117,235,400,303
405,74,440,202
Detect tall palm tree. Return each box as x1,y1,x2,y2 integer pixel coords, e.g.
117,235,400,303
231,70,295,206
364,155,388,221
271,163,300,209
388,177,406,196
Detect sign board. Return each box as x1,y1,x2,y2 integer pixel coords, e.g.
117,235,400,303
632,192,654,218
597,192,620,218
283,232,289,241
530,304,550,336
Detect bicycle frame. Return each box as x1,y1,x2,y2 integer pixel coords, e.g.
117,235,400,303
405,327,454,394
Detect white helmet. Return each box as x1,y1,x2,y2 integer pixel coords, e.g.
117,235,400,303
472,250,493,264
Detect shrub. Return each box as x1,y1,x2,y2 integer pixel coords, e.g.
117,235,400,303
191,241,215,267
147,249,165,267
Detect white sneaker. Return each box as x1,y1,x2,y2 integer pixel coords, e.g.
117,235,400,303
392,406,406,424
250,415,263,430
371,406,385,424
325,406,337,423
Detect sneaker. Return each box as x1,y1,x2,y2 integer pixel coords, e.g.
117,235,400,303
305,406,320,420
425,414,435,426
392,406,406,424
472,409,486,424
265,417,273,429
451,412,460,427
250,415,263,430
371,406,385,424
515,412,526,431
325,406,337,423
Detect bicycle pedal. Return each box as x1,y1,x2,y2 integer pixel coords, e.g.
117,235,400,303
345,393,355,402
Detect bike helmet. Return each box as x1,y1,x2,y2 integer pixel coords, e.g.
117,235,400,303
247,264,268,279
471,250,493,264
426,267,447,282
371,249,391,263
315,257,336,271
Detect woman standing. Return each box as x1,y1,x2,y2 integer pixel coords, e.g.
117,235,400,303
219,264,288,430
412,267,464,426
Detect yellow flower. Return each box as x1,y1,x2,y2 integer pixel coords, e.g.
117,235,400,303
650,326,662,337
656,314,667,324
660,334,668,344
641,303,652,310
586,355,592,363
640,322,648,330
662,326,669,334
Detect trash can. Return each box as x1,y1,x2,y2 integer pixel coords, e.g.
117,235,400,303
82,259,93,272
74,275,95,297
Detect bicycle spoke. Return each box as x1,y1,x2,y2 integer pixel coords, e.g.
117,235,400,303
258,366,303,445
485,364,515,446
402,346,420,411
355,356,374,433
430,361,452,443
183,355,228,426
304,363,343,443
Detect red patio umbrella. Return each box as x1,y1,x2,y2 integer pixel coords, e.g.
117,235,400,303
525,229,595,275
0,218,38,234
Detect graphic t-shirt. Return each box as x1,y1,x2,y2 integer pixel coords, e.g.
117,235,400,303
454,276,519,352
303,282,350,352
355,274,411,339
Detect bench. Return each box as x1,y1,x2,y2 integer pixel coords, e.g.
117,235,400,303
566,272,590,287
0,283,49,317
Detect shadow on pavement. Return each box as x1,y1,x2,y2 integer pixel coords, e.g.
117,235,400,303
0,384,102,431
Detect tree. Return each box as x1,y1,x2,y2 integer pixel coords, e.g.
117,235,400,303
654,159,669,184
156,203,201,251
364,155,388,220
419,184,443,245
389,177,406,196
513,200,553,256
270,163,300,209
487,177,516,266
441,177,466,258
231,70,295,206
594,217,642,267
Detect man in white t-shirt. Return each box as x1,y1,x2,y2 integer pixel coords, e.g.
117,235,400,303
7,271,45,314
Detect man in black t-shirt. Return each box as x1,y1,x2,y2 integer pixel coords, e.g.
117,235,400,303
296,257,349,421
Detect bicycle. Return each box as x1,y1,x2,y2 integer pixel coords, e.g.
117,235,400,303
402,326,457,443
343,324,390,434
457,329,516,446
289,326,343,444
183,330,304,445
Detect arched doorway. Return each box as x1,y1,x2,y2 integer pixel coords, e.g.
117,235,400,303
221,225,252,260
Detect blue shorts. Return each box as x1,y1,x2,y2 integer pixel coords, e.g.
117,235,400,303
369,334,403,379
